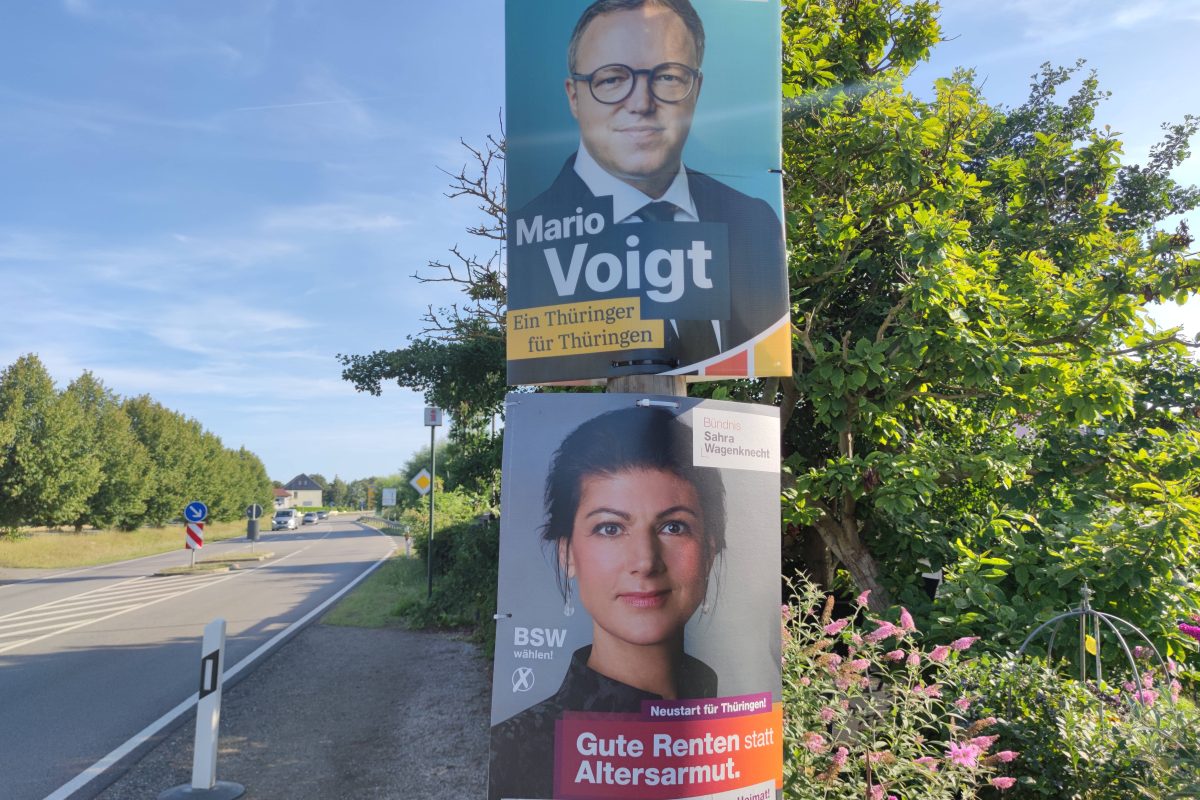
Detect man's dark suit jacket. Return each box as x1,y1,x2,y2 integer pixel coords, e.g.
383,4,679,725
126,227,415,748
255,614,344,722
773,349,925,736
508,154,788,382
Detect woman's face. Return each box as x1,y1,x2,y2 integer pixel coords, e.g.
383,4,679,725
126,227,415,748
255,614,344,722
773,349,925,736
563,468,712,649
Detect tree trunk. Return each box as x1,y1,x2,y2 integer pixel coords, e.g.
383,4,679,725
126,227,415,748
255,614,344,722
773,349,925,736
801,527,835,589
814,503,890,612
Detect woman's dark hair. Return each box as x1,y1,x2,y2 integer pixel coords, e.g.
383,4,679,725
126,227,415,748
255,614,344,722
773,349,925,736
542,406,725,597
567,0,706,74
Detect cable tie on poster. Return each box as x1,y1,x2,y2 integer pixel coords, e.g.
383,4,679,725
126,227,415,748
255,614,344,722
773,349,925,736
493,612,512,620
636,399,681,409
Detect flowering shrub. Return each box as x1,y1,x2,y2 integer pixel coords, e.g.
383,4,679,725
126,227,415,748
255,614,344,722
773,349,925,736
782,579,1016,799
1180,613,1200,644
950,652,1200,799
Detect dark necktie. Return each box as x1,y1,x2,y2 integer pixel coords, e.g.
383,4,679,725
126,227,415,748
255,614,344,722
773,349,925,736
637,201,720,363
638,201,678,222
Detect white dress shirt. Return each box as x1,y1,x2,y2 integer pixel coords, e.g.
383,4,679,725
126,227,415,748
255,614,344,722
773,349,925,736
572,142,721,353
573,142,699,223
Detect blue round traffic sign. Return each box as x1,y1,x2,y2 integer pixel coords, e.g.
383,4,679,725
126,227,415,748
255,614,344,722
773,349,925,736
184,501,208,523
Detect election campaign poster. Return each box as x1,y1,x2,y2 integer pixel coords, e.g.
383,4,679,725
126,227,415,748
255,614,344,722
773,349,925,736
505,0,790,384
489,393,782,800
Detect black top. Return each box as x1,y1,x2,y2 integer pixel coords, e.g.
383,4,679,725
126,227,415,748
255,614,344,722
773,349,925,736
488,645,717,800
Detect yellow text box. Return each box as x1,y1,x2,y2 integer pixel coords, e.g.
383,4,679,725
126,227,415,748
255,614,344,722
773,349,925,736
507,298,664,360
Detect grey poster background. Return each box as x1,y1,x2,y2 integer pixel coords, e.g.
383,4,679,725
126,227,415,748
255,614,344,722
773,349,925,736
489,393,782,725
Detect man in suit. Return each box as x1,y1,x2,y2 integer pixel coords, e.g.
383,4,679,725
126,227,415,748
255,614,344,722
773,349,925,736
508,0,787,381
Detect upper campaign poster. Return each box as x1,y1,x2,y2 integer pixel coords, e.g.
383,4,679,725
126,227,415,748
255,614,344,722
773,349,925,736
505,0,790,385
489,393,782,800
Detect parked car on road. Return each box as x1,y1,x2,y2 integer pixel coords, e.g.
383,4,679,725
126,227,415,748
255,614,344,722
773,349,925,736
302,512,318,525
272,509,298,531
317,511,329,520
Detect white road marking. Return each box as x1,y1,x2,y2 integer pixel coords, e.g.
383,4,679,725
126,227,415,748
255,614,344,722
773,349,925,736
0,531,339,657
42,523,394,800
0,576,220,623
0,530,343,659
0,572,244,656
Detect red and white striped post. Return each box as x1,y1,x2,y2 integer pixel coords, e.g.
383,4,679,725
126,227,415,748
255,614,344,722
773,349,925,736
185,522,204,567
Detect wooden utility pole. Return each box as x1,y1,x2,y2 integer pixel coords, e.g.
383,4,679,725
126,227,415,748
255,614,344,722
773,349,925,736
606,374,686,396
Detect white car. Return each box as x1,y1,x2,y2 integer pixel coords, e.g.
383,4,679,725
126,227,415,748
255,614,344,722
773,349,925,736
272,509,298,530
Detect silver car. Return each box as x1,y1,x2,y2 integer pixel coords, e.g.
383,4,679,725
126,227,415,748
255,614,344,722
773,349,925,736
272,509,298,530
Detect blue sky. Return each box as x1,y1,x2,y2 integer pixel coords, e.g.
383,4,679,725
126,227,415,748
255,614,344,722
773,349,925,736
2,1,1196,484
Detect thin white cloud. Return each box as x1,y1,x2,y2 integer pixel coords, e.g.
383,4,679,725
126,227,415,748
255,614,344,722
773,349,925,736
143,301,312,358
262,202,410,232
282,70,379,139
62,0,91,16
230,97,385,113
0,228,307,297
0,86,221,141
987,0,1200,44
56,1,260,68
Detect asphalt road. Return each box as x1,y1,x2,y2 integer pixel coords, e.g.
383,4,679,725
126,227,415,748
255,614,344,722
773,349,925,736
0,518,394,800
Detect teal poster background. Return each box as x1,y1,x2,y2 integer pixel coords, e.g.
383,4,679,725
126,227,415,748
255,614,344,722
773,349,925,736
505,0,783,215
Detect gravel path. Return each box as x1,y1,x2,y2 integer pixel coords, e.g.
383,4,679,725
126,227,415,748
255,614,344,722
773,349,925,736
96,624,491,800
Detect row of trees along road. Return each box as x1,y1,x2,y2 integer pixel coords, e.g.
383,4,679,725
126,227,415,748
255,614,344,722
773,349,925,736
0,354,274,533
340,1,1200,662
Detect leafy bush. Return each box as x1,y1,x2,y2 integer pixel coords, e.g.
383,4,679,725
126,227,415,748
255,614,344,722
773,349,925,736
950,652,1200,799
783,578,1016,799
399,514,499,654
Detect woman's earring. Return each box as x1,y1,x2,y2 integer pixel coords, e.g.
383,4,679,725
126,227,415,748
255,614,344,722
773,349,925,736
563,585,575,617
700,580,712,615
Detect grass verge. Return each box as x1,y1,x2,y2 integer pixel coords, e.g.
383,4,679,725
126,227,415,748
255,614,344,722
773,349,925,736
0,521,252,569
322,549,426,628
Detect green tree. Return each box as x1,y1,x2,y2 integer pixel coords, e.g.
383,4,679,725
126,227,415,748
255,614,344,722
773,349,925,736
123,395,204,526
777,0,1200,652
228,446,273,520
63,372,152,531
346,478,371,510
0,355,101,529
934,349,1200,654
327,475,350,507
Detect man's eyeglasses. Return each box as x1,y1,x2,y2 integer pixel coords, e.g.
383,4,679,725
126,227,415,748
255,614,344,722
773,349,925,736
570,62,700,105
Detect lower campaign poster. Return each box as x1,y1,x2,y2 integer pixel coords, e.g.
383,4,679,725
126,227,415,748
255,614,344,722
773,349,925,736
489,393,782,800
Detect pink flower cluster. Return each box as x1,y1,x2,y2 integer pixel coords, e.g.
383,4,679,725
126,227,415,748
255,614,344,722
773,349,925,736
1179,622,1200,642
791,592,1022,795
866,620,901,643
942,725,1018,789
803,732,829,753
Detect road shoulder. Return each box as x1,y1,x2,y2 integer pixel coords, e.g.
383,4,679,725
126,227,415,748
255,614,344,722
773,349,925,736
97,624,491,800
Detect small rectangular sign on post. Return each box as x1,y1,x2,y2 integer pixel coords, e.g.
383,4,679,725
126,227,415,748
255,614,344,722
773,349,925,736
424,407,443,427
382,488,397,507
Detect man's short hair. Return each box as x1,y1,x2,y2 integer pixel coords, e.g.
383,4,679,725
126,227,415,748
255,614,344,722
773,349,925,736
567,0,706,74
